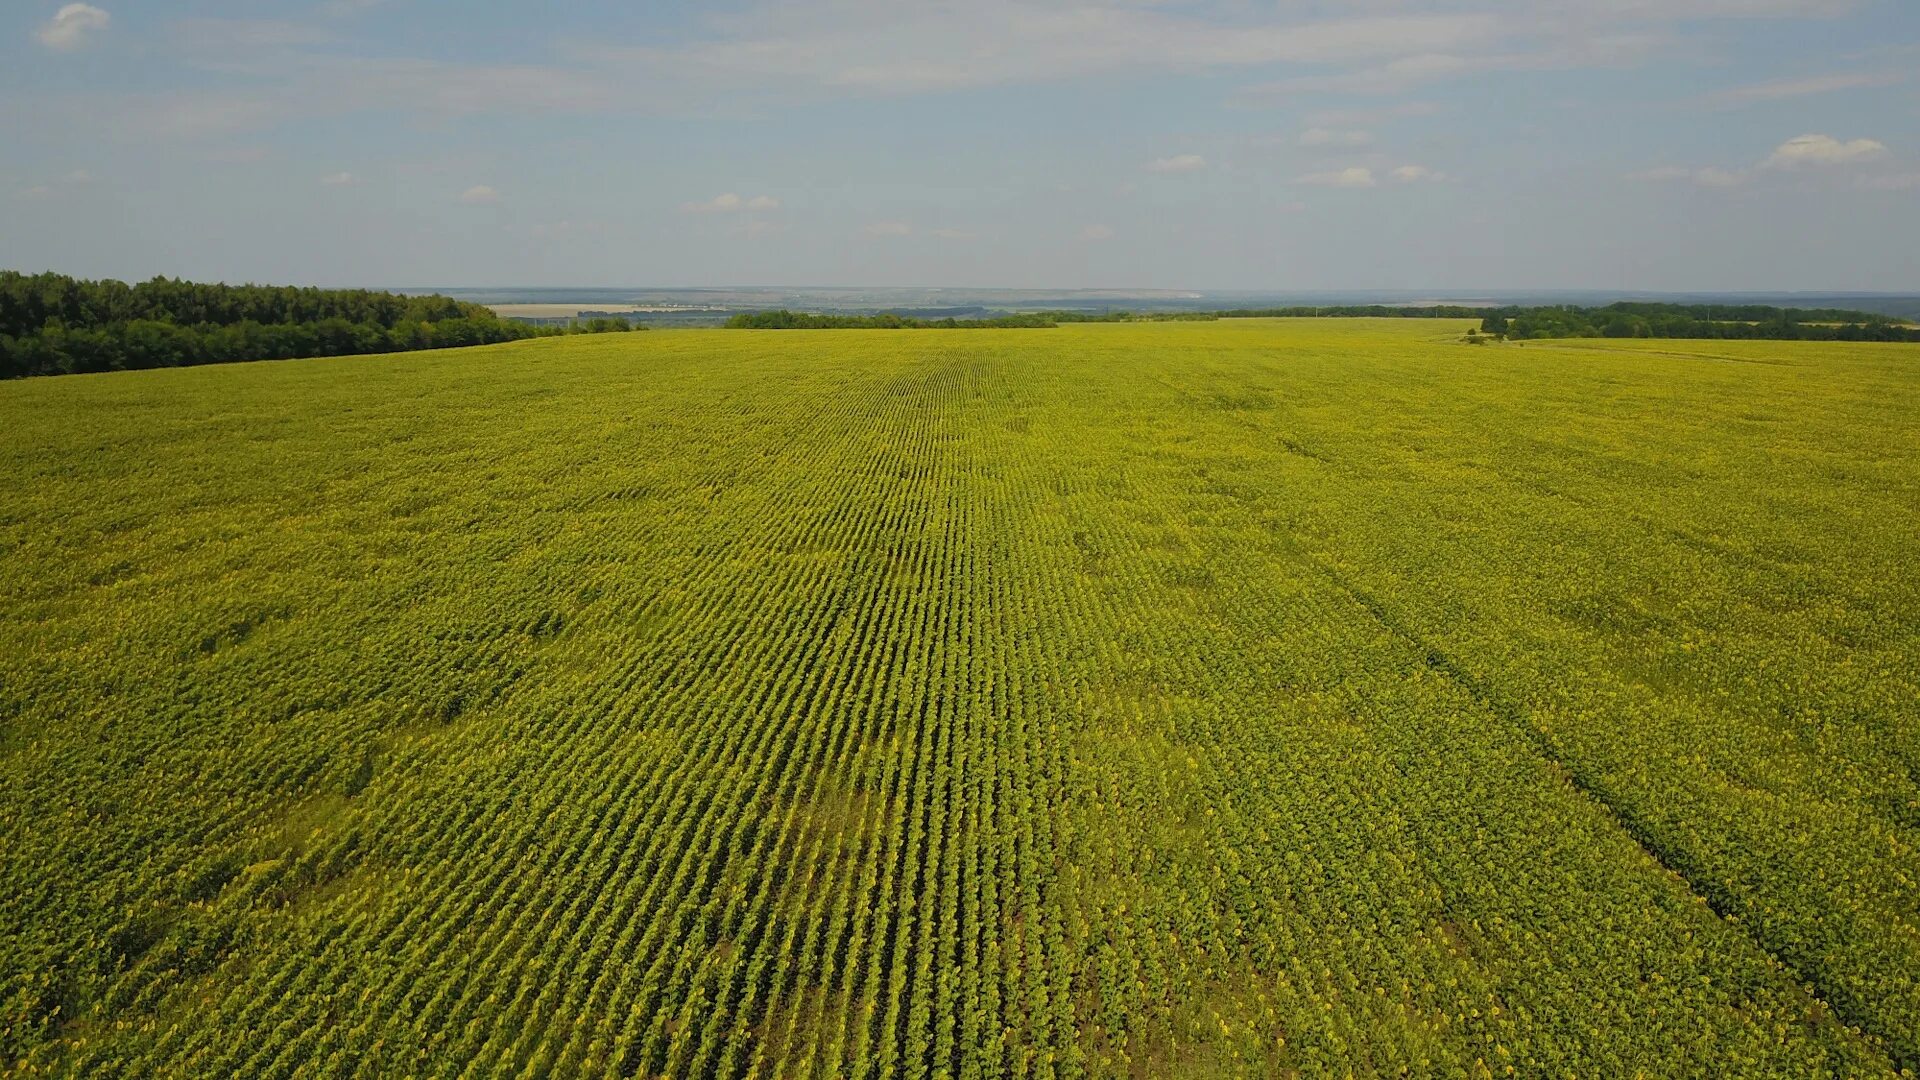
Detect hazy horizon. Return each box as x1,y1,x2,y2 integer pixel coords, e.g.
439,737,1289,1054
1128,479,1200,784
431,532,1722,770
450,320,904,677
5,1,1919,292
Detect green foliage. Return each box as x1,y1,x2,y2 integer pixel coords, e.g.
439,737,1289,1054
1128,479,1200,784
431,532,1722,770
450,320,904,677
724,301,1919,344
2,320,1917,1077
0,270,646,379
1483,301,1919,342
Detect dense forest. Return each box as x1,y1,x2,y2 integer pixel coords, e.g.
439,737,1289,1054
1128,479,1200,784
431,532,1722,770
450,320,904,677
0,272,640,379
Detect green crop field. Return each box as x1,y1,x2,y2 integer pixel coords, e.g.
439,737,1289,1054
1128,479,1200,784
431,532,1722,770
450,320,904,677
3,319,1918,1078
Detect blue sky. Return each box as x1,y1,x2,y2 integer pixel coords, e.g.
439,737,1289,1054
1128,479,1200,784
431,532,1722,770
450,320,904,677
3,0,1916,290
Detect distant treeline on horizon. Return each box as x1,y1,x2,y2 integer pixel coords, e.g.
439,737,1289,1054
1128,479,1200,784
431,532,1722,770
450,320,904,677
6,272,1916,378
729,302,1920,342
0,271,642,379
1481,302,1920,342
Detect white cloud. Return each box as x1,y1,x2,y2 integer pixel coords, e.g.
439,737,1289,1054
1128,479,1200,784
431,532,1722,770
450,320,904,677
565,1,1855,110
686,192,743,212
1631,133,1891,187
1298,166,1377,188
43,0,1882,157
861,221,913,236
458,184,500,204
36,4,110,51
683,192,780,213
1627,165,1747,187
1391,164,1446,183
1299,128,1374,148
1081,223,1115,241
587,9,1502,99
1246,52,1476,98
1240,28,1660,102
64,169,93,185
1144,153,1207,173
929,227,976,240
1706,71,1901,107
1692,166,1745,187
319,171,359,186
1765,133,1887,168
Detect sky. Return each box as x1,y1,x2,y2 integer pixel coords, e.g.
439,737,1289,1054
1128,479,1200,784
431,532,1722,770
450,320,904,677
2,0,1917,291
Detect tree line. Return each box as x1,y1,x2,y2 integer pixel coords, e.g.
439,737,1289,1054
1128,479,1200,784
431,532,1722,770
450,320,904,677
1481,302,1919,342
729,302,1920,341
1,271,642,379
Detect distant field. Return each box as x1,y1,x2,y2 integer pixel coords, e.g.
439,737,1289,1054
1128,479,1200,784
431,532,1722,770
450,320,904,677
487,303,655,318
3,320,1918,1077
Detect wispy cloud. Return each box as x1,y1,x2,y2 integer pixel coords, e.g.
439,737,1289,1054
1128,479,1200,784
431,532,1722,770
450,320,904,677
585,8,1503,100
65,0,1881,147
1307,102,1442,127
1244,52,1476,99
1299,128,1373,148
1080,223,1115,241
1391,164,1446,183
685,192,744,212
1240,29,1657,101
122,95,279,139
1765,133,1887,167
320,171,360,186
37,4,110,51
1629,132,1887,188
1298,166,1376,188
1629,165,1747,187
682,192,779,213
458,185,501,204
929,227,976,240
169,18,336,50
861,221,913,237
1705,70,1901,107
1145,154,1207,173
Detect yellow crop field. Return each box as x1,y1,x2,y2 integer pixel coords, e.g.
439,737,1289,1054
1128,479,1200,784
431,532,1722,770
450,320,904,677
3,319,1917,1077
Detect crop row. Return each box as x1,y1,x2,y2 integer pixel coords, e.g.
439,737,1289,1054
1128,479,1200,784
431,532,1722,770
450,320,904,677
1,324,1915,1076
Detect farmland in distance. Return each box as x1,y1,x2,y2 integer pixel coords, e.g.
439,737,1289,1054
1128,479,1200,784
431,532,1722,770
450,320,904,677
2,319,1918,1077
